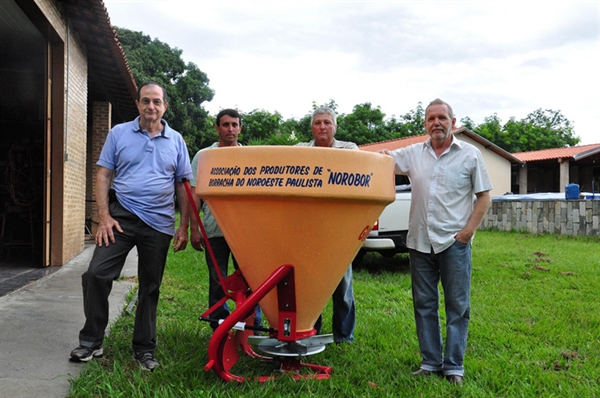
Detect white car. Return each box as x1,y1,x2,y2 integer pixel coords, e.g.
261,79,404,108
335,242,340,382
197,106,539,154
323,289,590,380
353,177,411,266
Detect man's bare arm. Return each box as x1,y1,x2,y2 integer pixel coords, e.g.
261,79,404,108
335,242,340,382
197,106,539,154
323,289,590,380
95,166,122,246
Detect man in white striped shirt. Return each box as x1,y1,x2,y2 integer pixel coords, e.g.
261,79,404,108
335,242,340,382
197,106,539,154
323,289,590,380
380,99,492,384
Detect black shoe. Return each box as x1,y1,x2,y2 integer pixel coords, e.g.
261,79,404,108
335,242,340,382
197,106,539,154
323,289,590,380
411,368,442,377
70,345,103,362
446,375,464,384
134,352,160,371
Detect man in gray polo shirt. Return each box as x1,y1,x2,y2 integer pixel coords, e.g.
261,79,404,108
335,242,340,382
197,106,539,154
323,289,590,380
189,109,261,332
296,106,357,344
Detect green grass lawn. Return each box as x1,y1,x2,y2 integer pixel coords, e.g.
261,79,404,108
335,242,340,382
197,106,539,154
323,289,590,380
68,231,600,397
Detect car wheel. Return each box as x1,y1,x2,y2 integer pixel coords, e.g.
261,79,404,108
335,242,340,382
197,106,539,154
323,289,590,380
380,250,397,258
352,249,366,268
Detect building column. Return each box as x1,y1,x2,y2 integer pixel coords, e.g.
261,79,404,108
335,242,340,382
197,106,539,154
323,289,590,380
519,164,528,194
558,158,570,192
86,101,112,235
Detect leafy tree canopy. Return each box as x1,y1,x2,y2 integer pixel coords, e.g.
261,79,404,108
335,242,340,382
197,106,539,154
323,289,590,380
474,109,579,152
115,27,214,154
228,103,580,152
336,103,389,145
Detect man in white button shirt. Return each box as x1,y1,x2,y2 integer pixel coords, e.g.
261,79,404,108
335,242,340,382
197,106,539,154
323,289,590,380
380,99,492,384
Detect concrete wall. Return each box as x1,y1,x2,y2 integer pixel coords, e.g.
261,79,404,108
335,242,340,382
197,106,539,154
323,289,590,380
480,200,600,236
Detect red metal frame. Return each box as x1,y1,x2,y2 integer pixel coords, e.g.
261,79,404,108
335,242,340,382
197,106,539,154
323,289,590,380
204,265,331,382
184,180,228,294
183,180,332,382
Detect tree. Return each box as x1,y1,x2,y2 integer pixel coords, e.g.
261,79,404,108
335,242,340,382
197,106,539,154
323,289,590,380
114,27,214,154
459,116,477,131
397,103,425,137
279,116,312,143
312,99,339,112
240,109,283,143
474,109,579,153
474,114,504,147
241,109,308,146
337,103,391,145
520,108,579,150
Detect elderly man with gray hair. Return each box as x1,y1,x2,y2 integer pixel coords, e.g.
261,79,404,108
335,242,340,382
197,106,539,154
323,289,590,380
295,106,357,343
380,99,492,384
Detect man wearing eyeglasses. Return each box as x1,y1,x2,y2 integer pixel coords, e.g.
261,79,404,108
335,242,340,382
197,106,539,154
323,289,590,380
70,81,192,371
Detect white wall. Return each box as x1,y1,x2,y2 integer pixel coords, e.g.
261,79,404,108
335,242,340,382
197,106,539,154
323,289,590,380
455,133,512,197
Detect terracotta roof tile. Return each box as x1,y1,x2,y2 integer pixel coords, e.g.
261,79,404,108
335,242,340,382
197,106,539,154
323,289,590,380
513,144,600,162
359,127,469,152
359,134,428,152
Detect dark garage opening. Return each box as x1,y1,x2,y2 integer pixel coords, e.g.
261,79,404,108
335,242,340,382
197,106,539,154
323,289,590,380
0,0,51,295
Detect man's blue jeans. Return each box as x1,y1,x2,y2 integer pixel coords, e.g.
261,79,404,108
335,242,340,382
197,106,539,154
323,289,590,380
315,264,355,343
409,241,471,376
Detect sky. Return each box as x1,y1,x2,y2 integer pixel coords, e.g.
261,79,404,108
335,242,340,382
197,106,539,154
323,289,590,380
102,1,600,145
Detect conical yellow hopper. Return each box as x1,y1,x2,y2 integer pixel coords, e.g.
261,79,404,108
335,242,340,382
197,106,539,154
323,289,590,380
195,146,394,335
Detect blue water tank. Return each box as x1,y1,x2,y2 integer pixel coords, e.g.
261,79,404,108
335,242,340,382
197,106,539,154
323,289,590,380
565,183,580,200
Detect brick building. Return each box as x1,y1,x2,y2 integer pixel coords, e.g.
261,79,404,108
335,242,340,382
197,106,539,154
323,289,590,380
0,0,138,266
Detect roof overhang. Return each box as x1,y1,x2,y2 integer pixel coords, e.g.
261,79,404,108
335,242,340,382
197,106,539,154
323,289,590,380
60,0,138,122
453,127,524,165
573,146,600,161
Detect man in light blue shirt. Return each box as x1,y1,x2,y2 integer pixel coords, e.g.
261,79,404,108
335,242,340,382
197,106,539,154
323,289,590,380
70,82,192,371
